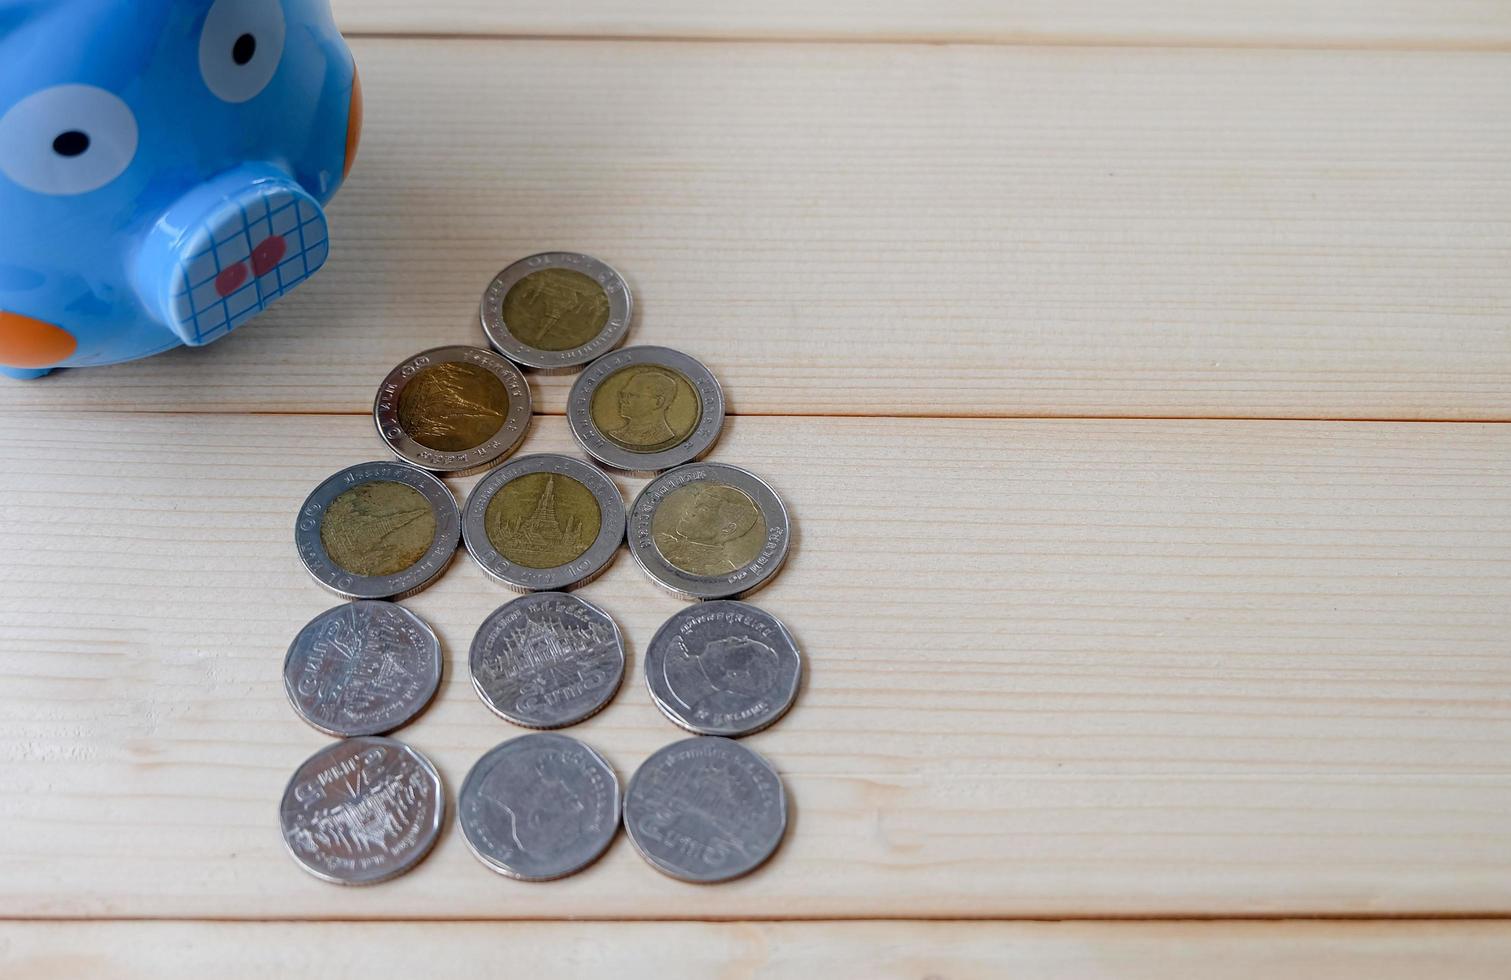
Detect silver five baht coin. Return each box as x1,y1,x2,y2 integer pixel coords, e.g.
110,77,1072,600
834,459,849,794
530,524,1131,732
283,601,443,737
459,732,621,881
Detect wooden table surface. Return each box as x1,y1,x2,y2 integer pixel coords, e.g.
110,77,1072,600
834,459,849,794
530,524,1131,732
3,2,1510,976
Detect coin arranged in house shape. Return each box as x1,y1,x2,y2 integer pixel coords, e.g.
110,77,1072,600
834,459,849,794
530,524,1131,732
469,591,626,729
461,453,625,593
295,460,460,600
279,735,445,885
480,252,632,372
283,600,443,737
645,600,801,737
627,462,790,600
567,346,724,473
374,345,532,475
623,736,788,883
459,732,621,881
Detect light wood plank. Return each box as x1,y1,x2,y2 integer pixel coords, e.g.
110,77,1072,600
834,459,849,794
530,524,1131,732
1,413,1508,918
330,1,1511,48
3,40,1507,419
7,921,1511,979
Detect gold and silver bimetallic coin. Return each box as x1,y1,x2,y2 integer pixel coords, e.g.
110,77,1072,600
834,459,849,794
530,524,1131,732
459,733,621,881
295,460,460,600
567,346,725,473
627,462,790,600
461,453,626,593
480,252,632,372
374,345,532,475
279,736,445,885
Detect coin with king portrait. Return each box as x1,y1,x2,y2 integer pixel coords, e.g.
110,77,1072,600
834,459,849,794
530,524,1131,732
591,364,701,454
645,601,802,737
651,481,767,577
627,462,791,600
567,346,725,473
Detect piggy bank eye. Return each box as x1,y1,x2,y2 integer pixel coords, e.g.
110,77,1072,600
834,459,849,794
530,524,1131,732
0,85,138,195
199,0,286,103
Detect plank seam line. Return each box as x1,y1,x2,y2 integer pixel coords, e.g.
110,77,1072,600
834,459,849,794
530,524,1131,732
5,913,1511,924
2,404,1511,422
340,29,1511,54
4,409,1510,425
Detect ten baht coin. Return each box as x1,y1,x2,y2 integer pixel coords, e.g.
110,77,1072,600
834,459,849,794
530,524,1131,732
469,592,626,729
566,346,725,473
283,601,444,737
458,732,621,881
279,735,445,886
645,601,802,738
627,462,790,600
461,453,626,593
623,736,788,883
480,252,632,372
295,460,461,601
374,345,532,475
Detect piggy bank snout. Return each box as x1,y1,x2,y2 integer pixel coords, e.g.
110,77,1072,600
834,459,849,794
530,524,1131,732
133,165,329,347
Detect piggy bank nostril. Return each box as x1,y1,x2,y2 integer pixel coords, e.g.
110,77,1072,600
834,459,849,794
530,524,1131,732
52,130,90,157
215,263,249,297
232,34,256,66
250,235,287,277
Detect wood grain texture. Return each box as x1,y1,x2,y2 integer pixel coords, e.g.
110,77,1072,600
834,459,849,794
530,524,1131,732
329,0,1511,48
7,921,1511,979
2,412,1508,918
3,40,1507,420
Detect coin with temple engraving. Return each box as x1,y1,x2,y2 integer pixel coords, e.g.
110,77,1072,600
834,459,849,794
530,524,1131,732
459,733,621,881
627,462,791,600
283,601,443,737
374,345,532,475
623,736,788,883
481,252,632,372
645,601,801,737
469,592,626,728
279,735,445,886
461,453,626,593
567,346,725,473
295,460,460,600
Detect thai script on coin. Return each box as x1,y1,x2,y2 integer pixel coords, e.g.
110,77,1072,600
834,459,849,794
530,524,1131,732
624,736,788,883
481,252,632,372
374,345,532,475
459,733,621,881
295,460,459,600
645,601,802,737
279,736,444,885
567,346,725,473
469,592,626,729
627,462,790,600
283,601,443,737
461,453,625,593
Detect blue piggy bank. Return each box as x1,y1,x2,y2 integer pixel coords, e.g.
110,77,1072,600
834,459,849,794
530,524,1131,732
0,0,361,379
